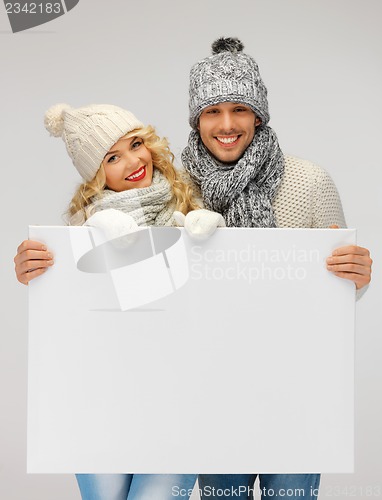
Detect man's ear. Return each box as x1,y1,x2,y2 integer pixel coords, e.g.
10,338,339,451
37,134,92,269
255,116,262,128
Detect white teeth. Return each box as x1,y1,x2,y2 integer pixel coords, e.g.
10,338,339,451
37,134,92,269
216,136,238,144
127,167,144,180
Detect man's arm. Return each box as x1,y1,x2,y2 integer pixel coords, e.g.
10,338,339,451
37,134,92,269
312,169,372,292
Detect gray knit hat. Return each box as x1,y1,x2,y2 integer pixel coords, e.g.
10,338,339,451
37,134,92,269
188,37,270,129
44,103,144,182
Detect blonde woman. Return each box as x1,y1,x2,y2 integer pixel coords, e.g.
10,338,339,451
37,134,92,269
15,103,223,283
14,103,223,500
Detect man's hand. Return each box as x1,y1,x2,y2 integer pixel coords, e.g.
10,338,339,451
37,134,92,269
326,226,372,290
14,240,54,285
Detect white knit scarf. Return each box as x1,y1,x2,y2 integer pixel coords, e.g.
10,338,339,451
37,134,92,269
181,126,285,227
90,168,176,226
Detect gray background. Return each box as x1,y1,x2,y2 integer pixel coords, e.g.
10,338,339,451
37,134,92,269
0,0,381,498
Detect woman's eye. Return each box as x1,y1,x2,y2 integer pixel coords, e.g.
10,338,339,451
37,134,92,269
132,140,142,149
107,155,118,163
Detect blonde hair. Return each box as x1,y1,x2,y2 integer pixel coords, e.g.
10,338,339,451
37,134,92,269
66,125,199,225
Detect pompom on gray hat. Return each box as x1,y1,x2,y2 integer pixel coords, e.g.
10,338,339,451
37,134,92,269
44,103,144,182
188,37,270,129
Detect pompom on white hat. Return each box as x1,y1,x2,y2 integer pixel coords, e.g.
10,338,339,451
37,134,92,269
44,103,144,182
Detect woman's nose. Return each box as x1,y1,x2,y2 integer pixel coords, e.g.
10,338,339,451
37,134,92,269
124,153,140,169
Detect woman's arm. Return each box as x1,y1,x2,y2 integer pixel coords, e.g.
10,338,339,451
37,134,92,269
14,240,54,285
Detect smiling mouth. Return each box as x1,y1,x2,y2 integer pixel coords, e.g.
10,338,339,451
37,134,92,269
215,135,240,146
126,166,146,182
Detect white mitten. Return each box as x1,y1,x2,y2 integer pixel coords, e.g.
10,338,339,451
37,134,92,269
174,209,225,241
84,209,140,247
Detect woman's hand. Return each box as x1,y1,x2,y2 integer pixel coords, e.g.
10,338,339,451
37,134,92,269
14,240,54,285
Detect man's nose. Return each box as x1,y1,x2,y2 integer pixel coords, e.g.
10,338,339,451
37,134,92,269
219,111,235,133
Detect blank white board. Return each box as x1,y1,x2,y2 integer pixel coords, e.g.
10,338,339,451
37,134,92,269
28,227,356,473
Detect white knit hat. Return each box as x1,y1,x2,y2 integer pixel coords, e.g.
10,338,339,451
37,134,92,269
44,104,144,182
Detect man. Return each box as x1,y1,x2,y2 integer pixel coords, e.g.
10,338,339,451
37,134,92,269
180,37,372,499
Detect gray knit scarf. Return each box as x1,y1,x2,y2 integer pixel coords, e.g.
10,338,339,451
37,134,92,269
90,168,176,226
181,126,285,227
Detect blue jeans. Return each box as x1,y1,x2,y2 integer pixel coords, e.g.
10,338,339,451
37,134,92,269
76,473,197,500
198,474,320,499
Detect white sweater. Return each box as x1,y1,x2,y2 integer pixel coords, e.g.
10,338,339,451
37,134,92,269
184,155,346,229
274,156,346,228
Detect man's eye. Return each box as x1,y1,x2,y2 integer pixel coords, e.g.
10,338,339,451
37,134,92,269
206,109,218,114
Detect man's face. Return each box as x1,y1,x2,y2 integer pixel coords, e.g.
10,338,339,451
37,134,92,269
198,102,261,164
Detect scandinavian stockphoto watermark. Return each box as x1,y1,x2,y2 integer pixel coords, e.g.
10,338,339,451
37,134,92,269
3,0,79,32
190,244,321,283
67,219,324,310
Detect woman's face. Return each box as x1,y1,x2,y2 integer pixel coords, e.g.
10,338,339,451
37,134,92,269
102,135,153,191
